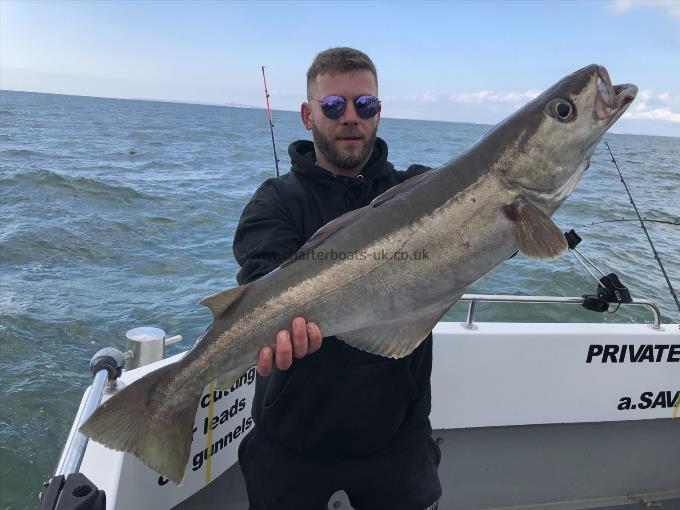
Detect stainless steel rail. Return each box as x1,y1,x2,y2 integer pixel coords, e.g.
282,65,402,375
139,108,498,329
459,294,662,330
54,368,108,476
52,330,178,480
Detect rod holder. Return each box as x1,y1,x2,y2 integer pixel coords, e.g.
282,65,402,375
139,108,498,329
124,327,182,370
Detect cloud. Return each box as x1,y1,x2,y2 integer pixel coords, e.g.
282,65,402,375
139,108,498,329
387,85,680,126
385,89,541,106
384,91,443,103
608,0,680,18
413,91,440,103
658,91,672,102
623,88,680,123
449,89,541,104
624,108,680,122
638,89,653,102
406,90,441,103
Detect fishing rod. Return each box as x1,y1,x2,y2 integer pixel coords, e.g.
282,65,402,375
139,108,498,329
582,218,680,227
603,139,680,315
261,66,280,177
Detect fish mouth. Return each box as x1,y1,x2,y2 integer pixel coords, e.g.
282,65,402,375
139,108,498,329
594,65,637,123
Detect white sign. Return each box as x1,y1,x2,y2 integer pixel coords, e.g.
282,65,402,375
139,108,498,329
430,322,680,429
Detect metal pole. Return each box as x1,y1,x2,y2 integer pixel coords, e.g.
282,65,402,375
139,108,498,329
464,300,477,329
458,294,662,330
55,369,108,476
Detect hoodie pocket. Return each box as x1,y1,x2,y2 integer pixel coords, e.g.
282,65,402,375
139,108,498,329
262,362,418,455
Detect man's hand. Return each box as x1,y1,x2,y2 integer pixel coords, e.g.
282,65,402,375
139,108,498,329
256,317,322,376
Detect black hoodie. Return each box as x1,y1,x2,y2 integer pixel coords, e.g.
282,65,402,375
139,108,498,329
233,137,433,457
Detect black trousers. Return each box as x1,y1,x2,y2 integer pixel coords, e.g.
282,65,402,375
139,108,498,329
239,429,442,510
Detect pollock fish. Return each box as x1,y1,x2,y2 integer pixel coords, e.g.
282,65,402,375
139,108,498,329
81,65,637,483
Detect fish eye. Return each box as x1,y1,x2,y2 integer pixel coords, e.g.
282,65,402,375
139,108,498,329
556,103,571,118
547,98,575,122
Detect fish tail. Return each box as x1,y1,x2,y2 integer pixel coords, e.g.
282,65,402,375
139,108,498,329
80,361,201,484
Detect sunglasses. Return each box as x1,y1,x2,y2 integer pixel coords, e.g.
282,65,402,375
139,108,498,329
308,95,381,120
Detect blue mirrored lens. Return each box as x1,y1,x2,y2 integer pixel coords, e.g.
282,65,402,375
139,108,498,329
355,96,380,119
320,96,347,119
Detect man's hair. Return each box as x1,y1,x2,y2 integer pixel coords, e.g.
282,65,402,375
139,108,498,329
306,47,378,91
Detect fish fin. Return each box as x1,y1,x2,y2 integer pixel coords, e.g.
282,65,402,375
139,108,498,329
370,171,433,208
80,361,200,484
279,208,364,269
505,198,567,260
336,297,460,358
199,285,248,320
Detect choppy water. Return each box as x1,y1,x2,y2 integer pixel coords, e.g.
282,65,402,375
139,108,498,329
1,90,679,509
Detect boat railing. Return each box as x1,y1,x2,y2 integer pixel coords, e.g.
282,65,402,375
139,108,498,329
459,294,662,330
40,346,127,508
54,369,109,477
49,328,183,485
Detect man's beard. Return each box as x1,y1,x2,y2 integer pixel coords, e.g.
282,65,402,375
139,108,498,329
312,127,377,171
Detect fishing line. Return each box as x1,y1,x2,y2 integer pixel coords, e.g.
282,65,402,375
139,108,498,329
603,139,680,315
581,218,680,227
261,66,280,177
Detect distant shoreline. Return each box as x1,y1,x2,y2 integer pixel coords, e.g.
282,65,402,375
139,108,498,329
0,87,263,110
2,88,677,139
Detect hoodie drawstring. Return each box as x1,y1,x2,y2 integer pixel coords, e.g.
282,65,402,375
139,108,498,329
344,175,373,208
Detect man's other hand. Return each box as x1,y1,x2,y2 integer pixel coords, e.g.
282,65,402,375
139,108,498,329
256,317,322,376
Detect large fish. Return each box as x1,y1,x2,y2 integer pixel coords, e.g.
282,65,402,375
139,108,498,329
81,65,636,483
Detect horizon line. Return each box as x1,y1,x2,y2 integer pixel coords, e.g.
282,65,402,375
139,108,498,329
2,87,677,139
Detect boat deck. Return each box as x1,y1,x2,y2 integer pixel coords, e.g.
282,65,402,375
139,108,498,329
175,419,680,510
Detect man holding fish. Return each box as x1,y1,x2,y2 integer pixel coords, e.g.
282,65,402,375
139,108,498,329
81,43,636,510
233,47,443,510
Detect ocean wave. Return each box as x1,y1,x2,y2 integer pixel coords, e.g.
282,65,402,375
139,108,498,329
0,110,14,117
1,149,39,157
140,160,187,171
0,227,107,264
0,169,160,204
144,216,179,225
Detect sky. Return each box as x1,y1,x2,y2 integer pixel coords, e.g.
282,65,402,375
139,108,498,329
1,0,679,137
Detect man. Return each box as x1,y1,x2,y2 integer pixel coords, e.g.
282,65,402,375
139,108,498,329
233,47,441,510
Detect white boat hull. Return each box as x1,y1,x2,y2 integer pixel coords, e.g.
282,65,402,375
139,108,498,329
72,321,680,509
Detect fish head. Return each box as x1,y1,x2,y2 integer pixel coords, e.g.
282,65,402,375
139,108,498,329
498,64,637,210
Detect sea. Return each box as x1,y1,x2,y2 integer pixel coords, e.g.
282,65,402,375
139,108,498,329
0,89,678,510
